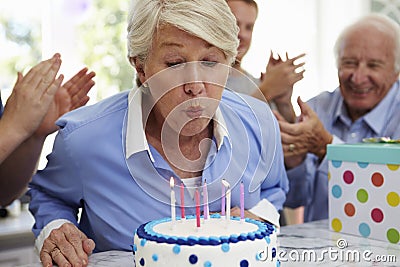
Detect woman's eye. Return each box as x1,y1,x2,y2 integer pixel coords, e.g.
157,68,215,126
166,62,185,68
201,61,217,67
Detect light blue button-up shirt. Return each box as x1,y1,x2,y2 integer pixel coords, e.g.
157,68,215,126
28,88,288,252
285,81,400,222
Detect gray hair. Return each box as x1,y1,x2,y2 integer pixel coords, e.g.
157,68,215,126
127,0,239,68
333,13,400,72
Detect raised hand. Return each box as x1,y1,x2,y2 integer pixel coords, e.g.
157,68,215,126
260,51,305,103
35,67,96,136
0,54,63,145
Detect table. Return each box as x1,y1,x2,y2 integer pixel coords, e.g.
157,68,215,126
16,220,400,266
0,205,35,251
278,220,400,266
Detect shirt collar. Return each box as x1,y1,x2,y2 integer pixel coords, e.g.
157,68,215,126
125,89,229,160
363,81,399,135
333,81,399,134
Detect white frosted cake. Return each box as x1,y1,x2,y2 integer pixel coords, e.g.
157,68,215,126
133,214,279,266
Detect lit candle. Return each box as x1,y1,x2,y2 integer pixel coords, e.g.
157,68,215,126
221,182,225,216
222,179,231,221
240,181,245,221
203,180,209,220
195,189,201,228
180,182,185,219
170,177,176,224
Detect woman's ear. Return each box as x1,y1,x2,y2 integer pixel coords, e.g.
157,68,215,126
130,57,146,85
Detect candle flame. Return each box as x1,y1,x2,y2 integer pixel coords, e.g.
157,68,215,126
170,177,174,189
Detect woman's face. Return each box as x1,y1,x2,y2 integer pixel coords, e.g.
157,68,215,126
138,25,230,137
227,0,257,62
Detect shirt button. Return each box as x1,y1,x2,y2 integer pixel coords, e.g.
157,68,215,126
351,132,357,138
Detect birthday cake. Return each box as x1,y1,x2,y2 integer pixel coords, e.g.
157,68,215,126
133,214,279,266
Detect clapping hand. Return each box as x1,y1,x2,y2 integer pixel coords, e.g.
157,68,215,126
259,51,305,103
35,67,96,136
274,97,332,169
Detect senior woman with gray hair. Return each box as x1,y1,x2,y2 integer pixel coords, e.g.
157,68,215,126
28,0,288,266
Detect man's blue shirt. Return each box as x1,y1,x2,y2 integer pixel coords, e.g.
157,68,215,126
285,81,400,222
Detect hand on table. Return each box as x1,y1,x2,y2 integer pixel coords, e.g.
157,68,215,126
40,223,95,267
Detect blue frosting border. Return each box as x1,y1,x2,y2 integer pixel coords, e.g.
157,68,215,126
135,213,275,246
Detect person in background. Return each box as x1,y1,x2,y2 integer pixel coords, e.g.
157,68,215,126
274,13,400,224
0,53,95,206
28,0,288,266
226,0,306,123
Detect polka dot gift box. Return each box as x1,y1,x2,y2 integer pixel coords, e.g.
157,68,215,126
327,143,400,244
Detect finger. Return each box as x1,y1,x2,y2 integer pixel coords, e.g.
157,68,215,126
293,62,306,69
290,53,306,61
297,96,313,117
82,239,96,256
269,50,274,60
25,57,62,99
50,247,71,267
64,70,96,107
41,75,64,103
71,77,95,101
24,54,61,87
63,226,91,265
71,96,90,110
286,52,289,61
40,251,54,267
279,130,299,145
272,110,286,122
278,119,304,137
64,68,93,94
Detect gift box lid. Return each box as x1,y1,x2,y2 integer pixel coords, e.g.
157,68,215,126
327,143,400,165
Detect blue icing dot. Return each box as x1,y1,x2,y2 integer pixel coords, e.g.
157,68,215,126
173,245,181,254
132,244,137,252
189,254,198,264
272,247,277,258
204,261,212,267
240,259,249,267
276,260,281,267
139,258,145,266
359,223,371,237
265,236,271,244
152,254,158,262
140,239,147,247
332,160,342,168
331,185,342,198
357,162,369,168
221,243,230,252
